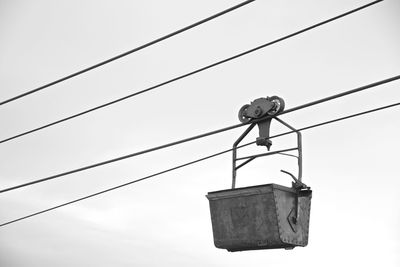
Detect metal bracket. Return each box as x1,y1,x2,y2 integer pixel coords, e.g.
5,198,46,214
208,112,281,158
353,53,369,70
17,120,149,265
232,116,303,189
256,118,273,150
281,169,309,228
238,96,285,150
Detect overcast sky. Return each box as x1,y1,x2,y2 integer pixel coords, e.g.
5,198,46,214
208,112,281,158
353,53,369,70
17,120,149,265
0,0,399,266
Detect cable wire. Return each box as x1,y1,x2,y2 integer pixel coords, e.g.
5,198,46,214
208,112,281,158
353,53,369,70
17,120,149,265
0,75,399,194
1,101,398,227
0,0,383,145
0,0,255,106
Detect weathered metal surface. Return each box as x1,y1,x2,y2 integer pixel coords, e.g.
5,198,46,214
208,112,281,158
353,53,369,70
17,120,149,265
206,183,311,251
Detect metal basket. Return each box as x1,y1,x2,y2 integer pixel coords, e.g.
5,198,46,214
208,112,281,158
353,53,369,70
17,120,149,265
207,183,312,251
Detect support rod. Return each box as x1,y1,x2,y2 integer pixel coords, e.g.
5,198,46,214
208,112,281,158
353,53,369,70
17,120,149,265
274,117,303,182
232,123,256,189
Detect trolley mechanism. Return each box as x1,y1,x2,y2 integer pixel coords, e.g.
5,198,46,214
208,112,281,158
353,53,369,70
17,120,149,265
206,96,312,252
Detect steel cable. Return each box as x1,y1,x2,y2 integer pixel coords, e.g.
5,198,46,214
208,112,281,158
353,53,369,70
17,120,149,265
0,74,398,194
0,0,255,106
1,101,398,227
0,0,383,144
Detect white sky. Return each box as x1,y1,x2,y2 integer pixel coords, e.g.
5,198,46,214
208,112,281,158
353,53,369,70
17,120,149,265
0,0,399,266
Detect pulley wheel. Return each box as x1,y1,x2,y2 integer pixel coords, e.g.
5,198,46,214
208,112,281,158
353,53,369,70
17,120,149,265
267,96,285,115
238,104,251,123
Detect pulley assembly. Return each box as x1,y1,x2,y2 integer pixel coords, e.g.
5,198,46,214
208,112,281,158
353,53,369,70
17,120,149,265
238,96,285,149
206,96,312,252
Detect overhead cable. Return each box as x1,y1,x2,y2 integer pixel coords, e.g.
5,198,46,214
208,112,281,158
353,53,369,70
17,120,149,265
0,0,383,145
0,74,398,194
0,0,255,106
1,101,398,227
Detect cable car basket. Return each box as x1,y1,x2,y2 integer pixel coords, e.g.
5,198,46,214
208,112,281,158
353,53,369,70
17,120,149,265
206,97,312,251
207,184,311,251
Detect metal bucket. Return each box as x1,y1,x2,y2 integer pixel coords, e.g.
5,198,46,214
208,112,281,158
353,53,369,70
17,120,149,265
206,183,312,251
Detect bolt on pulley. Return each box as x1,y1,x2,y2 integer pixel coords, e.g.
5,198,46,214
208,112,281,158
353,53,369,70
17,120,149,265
238,96,285,149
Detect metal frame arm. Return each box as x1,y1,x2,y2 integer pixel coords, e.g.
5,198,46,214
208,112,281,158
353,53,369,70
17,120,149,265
274,117,302,182
232,123,256,188
232,117,303,189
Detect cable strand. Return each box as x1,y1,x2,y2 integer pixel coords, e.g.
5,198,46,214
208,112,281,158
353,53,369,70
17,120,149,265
1,101,398,227
0,75,399,194
0,0,384,144
0,0,255,106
